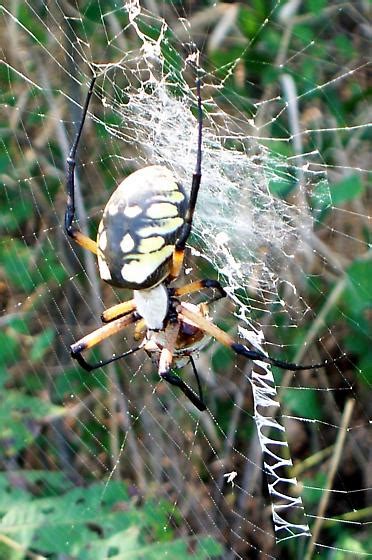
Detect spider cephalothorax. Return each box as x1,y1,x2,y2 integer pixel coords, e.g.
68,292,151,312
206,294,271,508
65,69,338,411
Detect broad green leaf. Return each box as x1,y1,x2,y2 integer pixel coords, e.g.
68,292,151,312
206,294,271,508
311,176,364,221
0,471,72,514
269,177,297,198
282,388,323,420
311,179,332,219
79,532,222,560
0,473,31,514
0,391,63,456
0,481,222,558
329,175,364,205
343,259,372,314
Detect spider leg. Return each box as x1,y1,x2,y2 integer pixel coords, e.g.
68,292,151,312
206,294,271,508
189,355,205,409
171,73,203,280
73,345,142,372
178,304,338,371
65,75,98,254
170,278,226,302
71,311,139,368
157,322,206,411
134,319,147,341
160,369,206,411
101,299,136,323
99,278,224,324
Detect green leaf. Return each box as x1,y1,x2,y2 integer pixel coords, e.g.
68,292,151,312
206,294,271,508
0,192,33,232
30,328,55,362
311,179,332,218
83,0,118,23
18,4,47,44
358,351,372,386
268,176,297,198
334,34,356,59
0,471,72,514
0,239,34,292
329,175,364,205
238,6,263,39
333,533,371,558
282,388,323,420
0,391,63,456
0,473,32,514
53,364,107,398
80,533,222,560
302,471,327,505
0,331,20,364
343,259,372,314
311,175,364,223
306,0,327,12
0,481,222,558
293,24,314,46
211,345,234,374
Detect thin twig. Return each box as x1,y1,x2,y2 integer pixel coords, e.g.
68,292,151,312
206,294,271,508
278,275,346,399
0,534,46,560
304,398,355,560
292,444,334,477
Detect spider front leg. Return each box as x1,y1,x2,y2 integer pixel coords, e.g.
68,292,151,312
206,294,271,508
169,74,203,281
65,75,98,255
101,279,226,324
70,311,140,371
171,278,226,303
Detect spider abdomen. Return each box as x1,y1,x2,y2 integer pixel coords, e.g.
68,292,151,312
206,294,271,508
97,165,187,289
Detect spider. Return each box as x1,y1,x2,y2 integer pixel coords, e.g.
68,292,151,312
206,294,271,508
65,70,336,411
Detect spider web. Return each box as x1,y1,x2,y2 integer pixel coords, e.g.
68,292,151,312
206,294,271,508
0,0,371,558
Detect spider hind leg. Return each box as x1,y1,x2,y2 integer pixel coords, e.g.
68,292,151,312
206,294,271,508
160,369,206,411
156,323,206,411
178,304,339,372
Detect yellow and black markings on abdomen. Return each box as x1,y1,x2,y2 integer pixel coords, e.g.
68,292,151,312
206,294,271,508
97,165,187,289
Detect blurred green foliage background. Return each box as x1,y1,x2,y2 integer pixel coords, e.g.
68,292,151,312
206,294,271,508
0,1,371,558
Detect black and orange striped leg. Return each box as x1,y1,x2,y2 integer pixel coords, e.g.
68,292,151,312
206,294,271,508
169,247,185,281
170,70,203,282
178,304,338,372
101,299,136,323
157,323,206,411
101,279,226,325
71,311,139,371
160,369,206,411
65,227,98,254
174,73,203,253
65,75,98,255
73,345,142,372
189,355,205,409
170,278,226,302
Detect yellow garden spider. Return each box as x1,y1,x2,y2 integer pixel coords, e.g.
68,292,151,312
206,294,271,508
65,70,335,411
